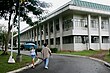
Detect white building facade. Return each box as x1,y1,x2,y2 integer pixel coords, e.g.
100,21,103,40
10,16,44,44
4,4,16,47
15,0,110,51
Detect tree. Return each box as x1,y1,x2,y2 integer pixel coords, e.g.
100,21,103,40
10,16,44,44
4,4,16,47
0,25,7,51
0,0,51,55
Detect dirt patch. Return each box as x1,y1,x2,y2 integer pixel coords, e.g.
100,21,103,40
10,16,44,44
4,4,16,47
90,50,109,60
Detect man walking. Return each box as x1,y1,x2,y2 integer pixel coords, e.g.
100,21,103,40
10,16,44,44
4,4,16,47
41,43,51,69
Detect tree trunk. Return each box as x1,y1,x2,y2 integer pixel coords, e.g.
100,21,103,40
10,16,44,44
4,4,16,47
1,12,12,55
1,30,11,55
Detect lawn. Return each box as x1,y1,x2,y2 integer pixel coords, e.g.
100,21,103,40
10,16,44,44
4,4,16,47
0,51,34,73
57,50,98,56
57,50,110,63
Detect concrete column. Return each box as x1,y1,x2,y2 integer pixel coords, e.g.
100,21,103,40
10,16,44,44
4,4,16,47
27,31,29,41
43,24,46,43
34,28,36,42
33,28,36,42
29,31,31,41
72,14,75,29
48,23,50,48
32,29,34,41
88,14,91,50
36,28,39,46
39,25,42,48
73,36,75,51
53,20,56,48
59,16,63,50
72,14,75,51
31,30,33,41
98,16,102,50
108,17,110,48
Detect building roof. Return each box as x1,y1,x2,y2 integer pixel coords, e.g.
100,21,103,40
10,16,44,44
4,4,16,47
72,0,110,11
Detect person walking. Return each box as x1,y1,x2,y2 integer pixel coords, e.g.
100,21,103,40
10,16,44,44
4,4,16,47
41,43,51,69
30,48,36,68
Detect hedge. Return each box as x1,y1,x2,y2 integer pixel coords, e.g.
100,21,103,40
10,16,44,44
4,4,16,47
37,48,58,53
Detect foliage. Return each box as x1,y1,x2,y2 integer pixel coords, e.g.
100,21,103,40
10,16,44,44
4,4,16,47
0,25,7,46
0,0,51,54
37,48,42,52
0,0,51,25
37,48,58,53
50,48,58,53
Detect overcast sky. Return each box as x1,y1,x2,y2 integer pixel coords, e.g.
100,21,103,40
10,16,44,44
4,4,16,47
0,0,110,31
41,0,110,12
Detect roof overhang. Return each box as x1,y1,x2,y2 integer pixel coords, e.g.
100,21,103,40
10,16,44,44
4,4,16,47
69,5,110,16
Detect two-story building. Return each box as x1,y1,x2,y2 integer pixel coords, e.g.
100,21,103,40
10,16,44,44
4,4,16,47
14,0,110,51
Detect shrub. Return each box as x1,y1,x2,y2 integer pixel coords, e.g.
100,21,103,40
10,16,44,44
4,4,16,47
13,47,18,50
20,44,24,50
37,48,42,52
50,48,58,53
36,48,58,53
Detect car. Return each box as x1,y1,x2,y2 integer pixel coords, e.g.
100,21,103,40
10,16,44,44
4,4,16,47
0,47,2,51
24,42,37,50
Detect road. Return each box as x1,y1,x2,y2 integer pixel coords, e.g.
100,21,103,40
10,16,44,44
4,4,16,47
18,54,110,73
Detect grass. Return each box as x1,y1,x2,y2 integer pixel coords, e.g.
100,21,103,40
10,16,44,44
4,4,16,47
57,50,98,56
104,54,110,63
0,51,36,73
57,50,110,63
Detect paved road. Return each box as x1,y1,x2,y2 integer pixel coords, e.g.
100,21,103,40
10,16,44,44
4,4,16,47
18,54,110,73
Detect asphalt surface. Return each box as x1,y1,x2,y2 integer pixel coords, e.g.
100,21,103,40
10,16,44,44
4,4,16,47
17,54,110,73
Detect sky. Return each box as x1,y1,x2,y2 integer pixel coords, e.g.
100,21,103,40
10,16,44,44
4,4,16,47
0,0,110,31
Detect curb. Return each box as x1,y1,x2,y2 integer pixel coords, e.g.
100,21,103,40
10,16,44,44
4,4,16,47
7,59,42,73
56,54,110,69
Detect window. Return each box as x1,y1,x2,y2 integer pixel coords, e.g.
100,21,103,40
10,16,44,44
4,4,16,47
55,19,59,31
80,19,87,27
46,39,48,44
49,21,53,33
45,24,48,35
75,36,88,43
56,37,60,45
63,36,73,44
101,20,108,29
102,36,109,43
50,38,54,45
91,20,98,28
75,36,81,43
74,18,87,28
91,36,99,43
63,18,73,31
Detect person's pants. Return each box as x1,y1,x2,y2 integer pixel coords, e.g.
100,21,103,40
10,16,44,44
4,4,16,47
44,58,49,68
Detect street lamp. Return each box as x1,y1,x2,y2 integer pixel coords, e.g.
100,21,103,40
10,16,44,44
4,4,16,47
8,5,16,64
8,24,15,63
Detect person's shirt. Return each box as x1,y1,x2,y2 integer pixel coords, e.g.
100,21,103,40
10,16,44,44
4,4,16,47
30,49,36,56
41,47,51,59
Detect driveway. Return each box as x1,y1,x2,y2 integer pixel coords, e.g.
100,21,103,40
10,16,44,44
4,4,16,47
18,54,110,73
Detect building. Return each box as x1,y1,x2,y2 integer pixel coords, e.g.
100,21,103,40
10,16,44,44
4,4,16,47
14,0,110,51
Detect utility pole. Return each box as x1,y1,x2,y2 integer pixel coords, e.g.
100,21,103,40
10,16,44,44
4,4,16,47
16,0,22,62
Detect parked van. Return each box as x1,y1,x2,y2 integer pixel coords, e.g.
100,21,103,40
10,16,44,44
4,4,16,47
24,41,37,50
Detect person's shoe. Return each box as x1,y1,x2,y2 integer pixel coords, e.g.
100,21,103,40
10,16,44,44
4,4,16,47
45,66,48,69
32,66,35,69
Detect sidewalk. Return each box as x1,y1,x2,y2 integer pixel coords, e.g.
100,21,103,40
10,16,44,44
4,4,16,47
7,50,43,73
